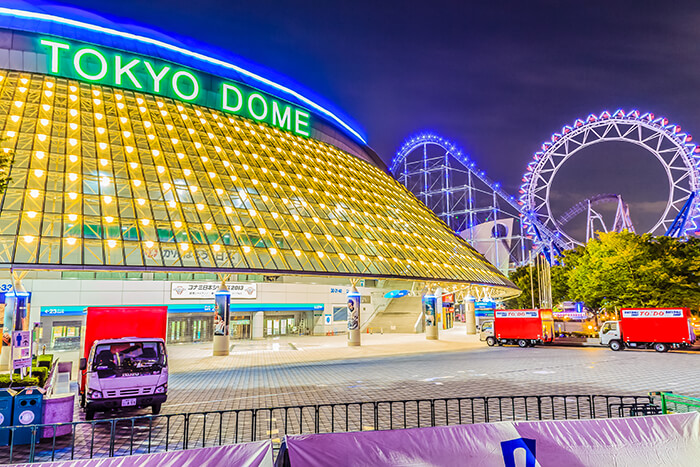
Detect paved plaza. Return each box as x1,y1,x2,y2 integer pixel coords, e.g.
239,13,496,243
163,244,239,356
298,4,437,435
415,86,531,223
4,324,697,464
162,325,700,414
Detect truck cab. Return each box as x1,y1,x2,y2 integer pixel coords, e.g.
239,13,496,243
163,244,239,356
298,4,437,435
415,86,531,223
80,337,168,420
479,320,494,342
599,321,622,350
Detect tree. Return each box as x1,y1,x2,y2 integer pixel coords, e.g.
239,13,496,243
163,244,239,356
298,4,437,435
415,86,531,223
505,232,699,314
505,261,570,309
566,232,700,312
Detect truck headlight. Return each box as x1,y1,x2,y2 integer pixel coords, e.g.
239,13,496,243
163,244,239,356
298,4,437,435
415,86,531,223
155,384,167,394
88,390,102,399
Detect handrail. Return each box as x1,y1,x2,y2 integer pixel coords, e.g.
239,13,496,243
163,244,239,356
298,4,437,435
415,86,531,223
0,393,655,464
651,392,700,414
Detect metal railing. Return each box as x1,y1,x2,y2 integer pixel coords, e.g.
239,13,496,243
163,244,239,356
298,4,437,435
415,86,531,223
652,392,700,414
0,393,655,464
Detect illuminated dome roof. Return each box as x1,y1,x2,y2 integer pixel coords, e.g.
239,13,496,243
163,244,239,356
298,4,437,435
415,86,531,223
0,4,517,296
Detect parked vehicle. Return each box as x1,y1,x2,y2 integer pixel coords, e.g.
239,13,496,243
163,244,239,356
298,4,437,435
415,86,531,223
551,319,598,345
79,306,169,420
480,309,554,347
600,308,696,352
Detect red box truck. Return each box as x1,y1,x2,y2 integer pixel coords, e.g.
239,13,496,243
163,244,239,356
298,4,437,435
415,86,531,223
600,308,696,352
78,306,169,420
480,309,554,348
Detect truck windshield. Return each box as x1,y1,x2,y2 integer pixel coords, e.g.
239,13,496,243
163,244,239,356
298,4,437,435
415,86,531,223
93,342,165,376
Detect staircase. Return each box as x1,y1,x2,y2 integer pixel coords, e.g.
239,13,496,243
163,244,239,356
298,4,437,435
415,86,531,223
364,296,422,333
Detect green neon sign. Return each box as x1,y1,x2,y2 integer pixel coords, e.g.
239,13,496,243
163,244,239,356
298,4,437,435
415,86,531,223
39,38,311,137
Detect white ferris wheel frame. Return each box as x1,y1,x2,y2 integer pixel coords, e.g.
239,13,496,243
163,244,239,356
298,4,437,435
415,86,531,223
520,111,700,247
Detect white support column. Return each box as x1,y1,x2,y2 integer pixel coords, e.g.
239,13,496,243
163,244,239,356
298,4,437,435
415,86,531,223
424,289,438,340
347,286,361,347
212,282,230,356
252,312,264,340
1,274,29,371
434,287,443,331
465,296,477,335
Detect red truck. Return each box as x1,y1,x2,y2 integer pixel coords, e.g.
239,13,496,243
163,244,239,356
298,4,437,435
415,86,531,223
480,309,554,348
79,306,169,420
600,308,697,352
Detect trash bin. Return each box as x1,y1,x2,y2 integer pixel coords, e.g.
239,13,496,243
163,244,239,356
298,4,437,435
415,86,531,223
12,387,43,445
0,389,14,446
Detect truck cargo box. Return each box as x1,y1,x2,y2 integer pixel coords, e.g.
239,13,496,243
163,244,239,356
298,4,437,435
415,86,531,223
81,306,168,392
494,309,554,342
620,308,693,344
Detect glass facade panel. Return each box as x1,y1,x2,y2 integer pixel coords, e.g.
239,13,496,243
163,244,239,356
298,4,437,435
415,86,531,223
0,71,511,288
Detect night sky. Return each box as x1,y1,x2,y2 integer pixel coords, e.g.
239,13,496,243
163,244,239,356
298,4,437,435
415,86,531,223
52,0,700,238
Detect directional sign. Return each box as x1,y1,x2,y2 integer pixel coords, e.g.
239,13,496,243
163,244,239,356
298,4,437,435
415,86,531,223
12,330,31,370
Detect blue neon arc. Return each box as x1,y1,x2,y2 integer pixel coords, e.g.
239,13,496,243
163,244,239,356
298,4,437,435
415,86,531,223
0,7,367,145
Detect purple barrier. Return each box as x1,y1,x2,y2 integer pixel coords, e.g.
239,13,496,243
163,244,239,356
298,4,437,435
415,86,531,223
280,413,700,466
20,440,273,467
41,393,75,438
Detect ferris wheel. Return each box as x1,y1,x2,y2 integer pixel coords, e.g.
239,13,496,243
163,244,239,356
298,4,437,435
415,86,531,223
519,109,700,247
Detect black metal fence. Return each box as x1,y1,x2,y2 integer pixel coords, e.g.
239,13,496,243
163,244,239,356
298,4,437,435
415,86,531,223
0,394,656,464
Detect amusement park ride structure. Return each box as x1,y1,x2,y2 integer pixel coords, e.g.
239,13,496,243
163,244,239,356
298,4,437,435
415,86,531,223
557,194,635,244
391,110,700,272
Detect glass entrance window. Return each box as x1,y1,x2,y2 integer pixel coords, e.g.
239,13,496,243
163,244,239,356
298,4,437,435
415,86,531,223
51,321,82,350
230,316,251,339
280,319,287,335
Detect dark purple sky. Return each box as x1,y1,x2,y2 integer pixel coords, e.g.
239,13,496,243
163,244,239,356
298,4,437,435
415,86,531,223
55,0,700,238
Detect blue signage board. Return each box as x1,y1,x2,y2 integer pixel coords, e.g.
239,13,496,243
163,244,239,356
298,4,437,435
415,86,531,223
384,290,409,299
474,300,496,311
230,303,324,312
167,303,216,314
40,306,86,316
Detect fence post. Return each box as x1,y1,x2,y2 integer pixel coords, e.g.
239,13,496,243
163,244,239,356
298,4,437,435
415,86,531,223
203,413,207,447
109,420,116,457
252,409,257,441
315,405,320,433
374,402,379,431
184,413,190,449
29,426,37,462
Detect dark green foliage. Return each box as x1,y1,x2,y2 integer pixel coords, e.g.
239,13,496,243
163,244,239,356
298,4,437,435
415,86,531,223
37,354,53,369
506,232,700,314
0,374,40,388
30,367,49,387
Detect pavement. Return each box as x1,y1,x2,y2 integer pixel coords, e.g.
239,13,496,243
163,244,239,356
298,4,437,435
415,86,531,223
48,323,700,416
5,324,698,464
168,325,487,372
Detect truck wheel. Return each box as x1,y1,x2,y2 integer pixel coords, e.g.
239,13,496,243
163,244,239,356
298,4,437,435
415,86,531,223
654,343,668,353
518,339,529,348
152,403,162,415
85,408,95,421
609,340,623,351
486,336,496,347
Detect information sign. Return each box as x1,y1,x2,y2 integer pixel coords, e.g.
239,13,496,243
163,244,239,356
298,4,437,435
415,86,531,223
171,282,256,299
12,330,31,370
